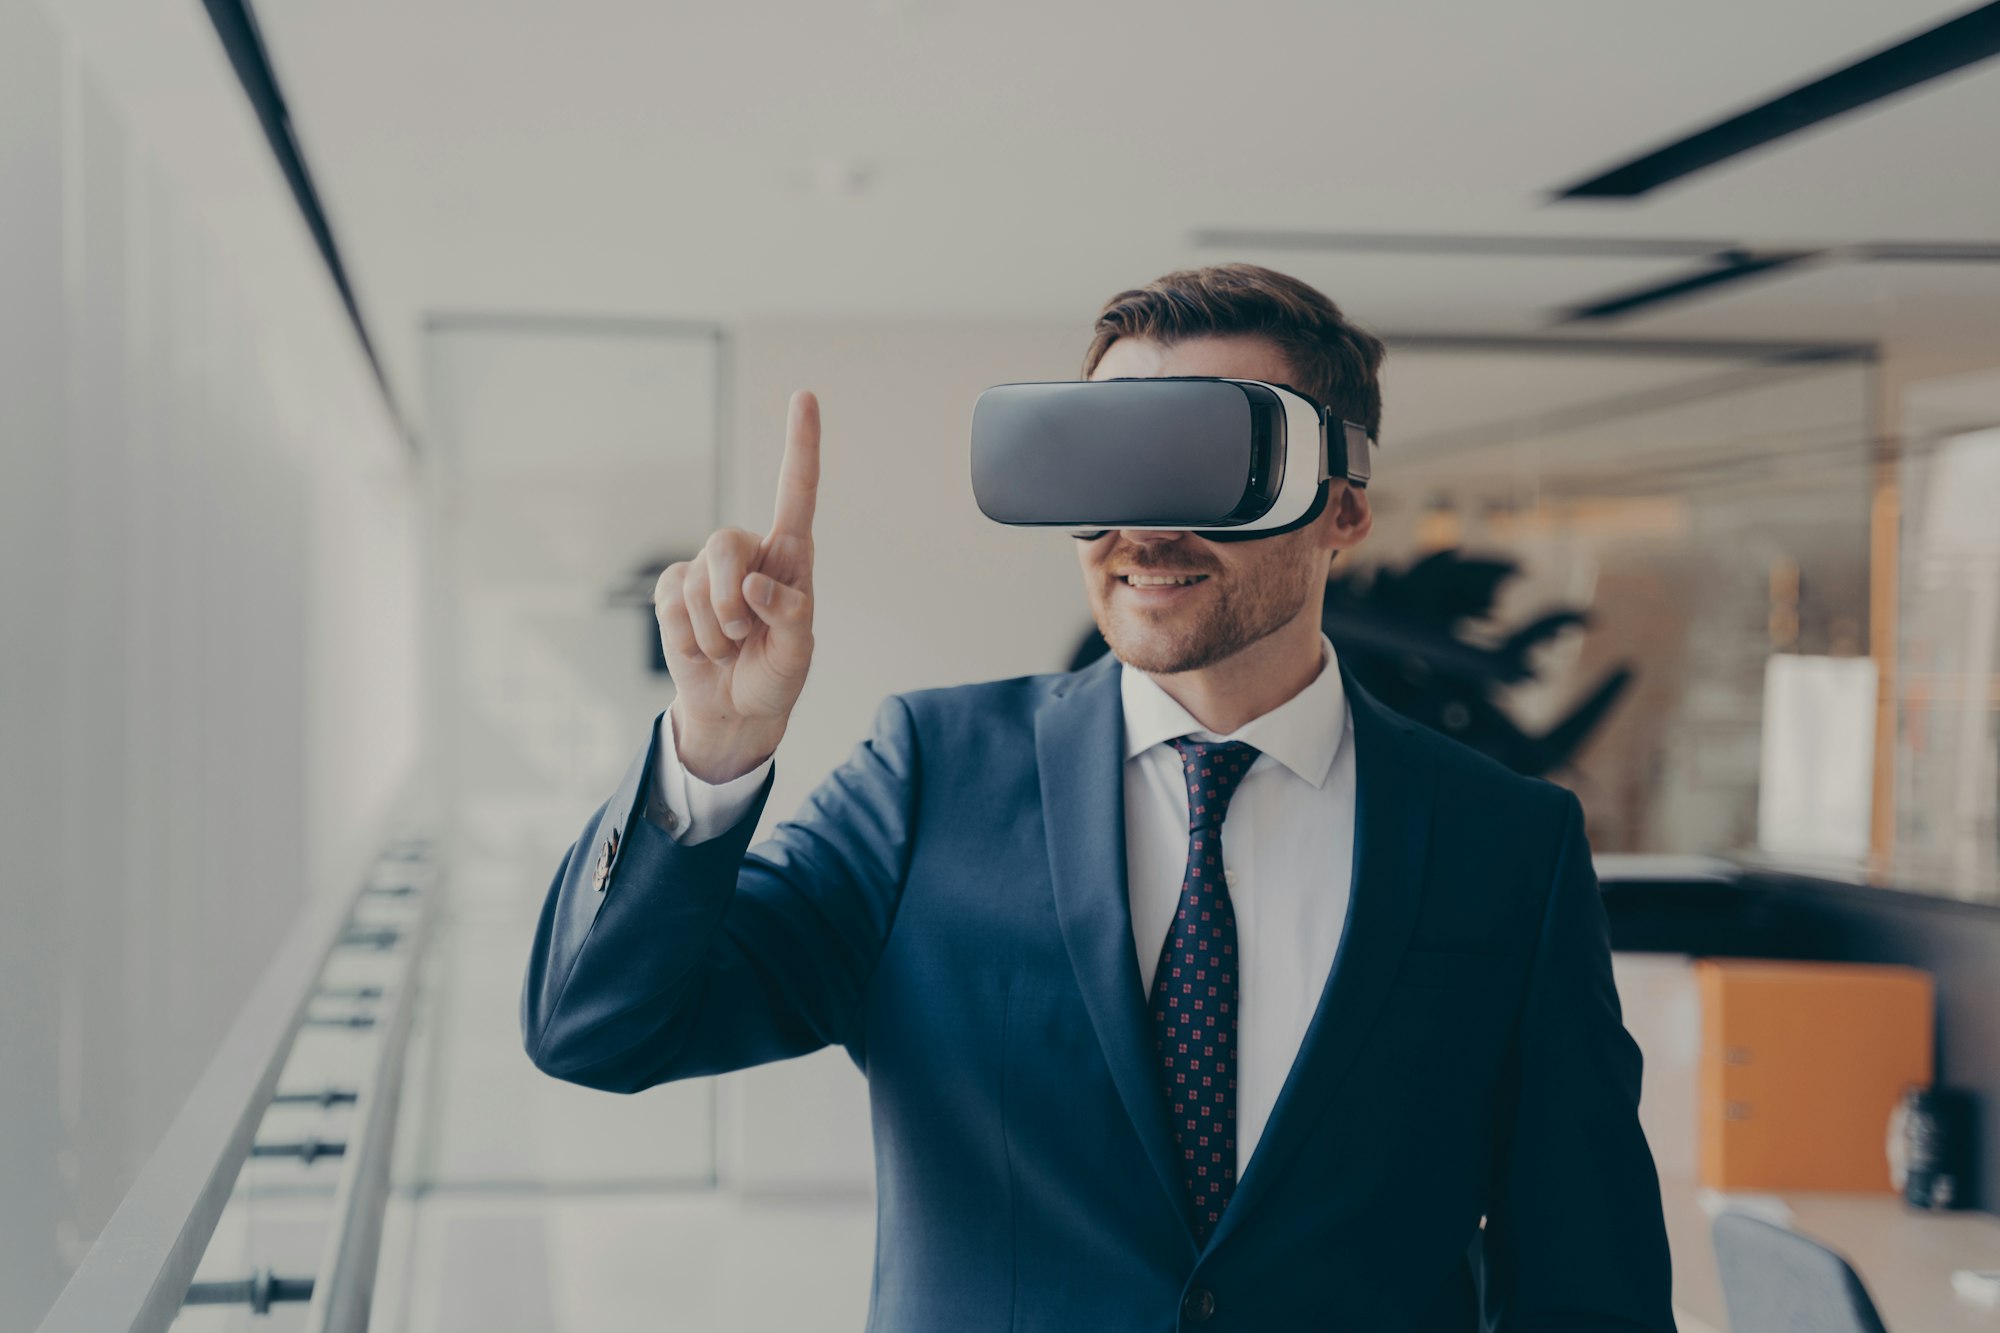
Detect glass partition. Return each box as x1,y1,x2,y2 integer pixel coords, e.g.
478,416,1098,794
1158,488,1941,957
1361,343,1876,858
1893,424,2000,902
419,318,726,1192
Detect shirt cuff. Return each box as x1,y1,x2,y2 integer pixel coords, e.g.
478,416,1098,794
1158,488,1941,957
647,707,774,846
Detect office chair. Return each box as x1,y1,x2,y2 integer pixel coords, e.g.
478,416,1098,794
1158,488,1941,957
1711,1210,1889,1333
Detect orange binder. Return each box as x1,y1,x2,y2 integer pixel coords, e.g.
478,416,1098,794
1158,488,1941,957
1695,959,1934,1192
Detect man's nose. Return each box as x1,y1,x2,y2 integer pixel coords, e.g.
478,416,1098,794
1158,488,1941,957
1116,529,1188,546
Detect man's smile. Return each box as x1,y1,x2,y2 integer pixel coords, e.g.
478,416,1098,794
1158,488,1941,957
1113,573,1213,607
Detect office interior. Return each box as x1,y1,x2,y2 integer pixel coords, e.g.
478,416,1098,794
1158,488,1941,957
5,0,2000,1329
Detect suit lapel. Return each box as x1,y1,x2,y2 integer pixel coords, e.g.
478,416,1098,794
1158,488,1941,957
1036,654,1195,1244
1203,665,1438,1254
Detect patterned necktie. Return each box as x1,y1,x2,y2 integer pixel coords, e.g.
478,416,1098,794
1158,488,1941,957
1149,737,1260,1243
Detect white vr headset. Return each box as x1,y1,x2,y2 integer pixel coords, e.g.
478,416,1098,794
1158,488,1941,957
968,376,1374,541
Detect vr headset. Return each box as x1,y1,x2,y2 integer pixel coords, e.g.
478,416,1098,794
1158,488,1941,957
969,376,1374,542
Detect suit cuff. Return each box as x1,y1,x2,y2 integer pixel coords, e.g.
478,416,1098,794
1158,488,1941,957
647,708,774,845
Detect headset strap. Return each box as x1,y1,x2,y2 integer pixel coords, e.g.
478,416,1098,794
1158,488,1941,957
1324,411,1374,489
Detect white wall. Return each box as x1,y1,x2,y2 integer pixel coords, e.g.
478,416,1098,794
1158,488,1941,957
0,0,421,1324
725,320,1096,813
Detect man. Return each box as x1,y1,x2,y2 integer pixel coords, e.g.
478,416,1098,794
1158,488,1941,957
522,264,1674,1331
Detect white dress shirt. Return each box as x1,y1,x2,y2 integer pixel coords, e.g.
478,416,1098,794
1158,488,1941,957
1118,633,1356,1167
650,633,1357,1171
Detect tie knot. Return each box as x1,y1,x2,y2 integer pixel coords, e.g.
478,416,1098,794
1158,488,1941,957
1168,738,1261,832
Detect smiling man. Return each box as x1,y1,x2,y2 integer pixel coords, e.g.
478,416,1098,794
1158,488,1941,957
522,264,1674,1331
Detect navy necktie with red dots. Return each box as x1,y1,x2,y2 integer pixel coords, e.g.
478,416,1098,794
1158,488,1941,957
1149,737,1259,1243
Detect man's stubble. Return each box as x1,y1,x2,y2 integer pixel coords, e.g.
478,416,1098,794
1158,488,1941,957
1097,539,1323,676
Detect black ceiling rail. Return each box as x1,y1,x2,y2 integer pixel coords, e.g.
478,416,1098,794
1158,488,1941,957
1557,0,2000,199
1189,229,1739,259
200,0,410,448
1378,331,1874,363
1557,250,1822,323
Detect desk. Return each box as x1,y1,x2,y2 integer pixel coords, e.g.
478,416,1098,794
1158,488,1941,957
1659,1174,2000,1332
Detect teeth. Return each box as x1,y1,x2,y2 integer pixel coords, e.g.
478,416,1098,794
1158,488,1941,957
1125,575,1203,587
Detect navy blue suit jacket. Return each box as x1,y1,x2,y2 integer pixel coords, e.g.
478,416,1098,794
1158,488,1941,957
522,653,1674,1331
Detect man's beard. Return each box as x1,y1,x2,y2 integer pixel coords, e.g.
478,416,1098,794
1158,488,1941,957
1097,568,1308,675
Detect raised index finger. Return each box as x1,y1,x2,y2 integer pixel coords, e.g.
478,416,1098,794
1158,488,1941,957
770,389,821,539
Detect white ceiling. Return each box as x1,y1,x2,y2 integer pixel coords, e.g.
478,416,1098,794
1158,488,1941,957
250,0,2000,418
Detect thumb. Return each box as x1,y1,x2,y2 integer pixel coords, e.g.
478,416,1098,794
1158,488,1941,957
743,572,811,659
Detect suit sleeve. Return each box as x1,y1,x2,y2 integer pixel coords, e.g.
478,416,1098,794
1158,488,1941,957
1483,790,1676,1333
521,694,920,1093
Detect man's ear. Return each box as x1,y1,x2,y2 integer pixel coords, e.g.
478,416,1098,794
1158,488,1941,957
1317,483,1372,554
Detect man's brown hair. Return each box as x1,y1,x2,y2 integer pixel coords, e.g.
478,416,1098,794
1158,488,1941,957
1081,263,1386,438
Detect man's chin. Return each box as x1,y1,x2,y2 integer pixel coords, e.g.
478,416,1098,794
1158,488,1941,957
1101,619,1224,676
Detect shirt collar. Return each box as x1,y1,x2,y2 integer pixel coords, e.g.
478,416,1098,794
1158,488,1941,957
1119,632,1347,789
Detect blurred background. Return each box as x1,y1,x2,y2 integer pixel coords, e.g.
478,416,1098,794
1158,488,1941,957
6,0,2000,1330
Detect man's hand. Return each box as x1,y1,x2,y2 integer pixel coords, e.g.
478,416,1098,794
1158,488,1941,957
655,389,819,782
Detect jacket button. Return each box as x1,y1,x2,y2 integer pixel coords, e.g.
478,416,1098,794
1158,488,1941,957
1181,1287,1215,1323
591,827,620,892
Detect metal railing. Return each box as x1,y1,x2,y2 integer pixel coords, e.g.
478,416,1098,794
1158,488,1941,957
36,833,437,1333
